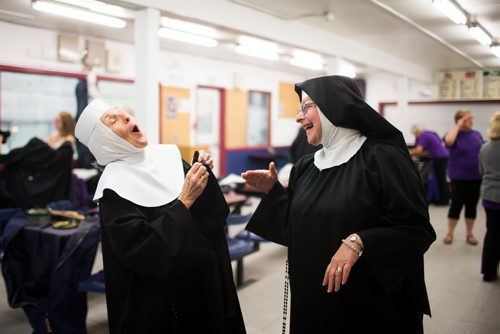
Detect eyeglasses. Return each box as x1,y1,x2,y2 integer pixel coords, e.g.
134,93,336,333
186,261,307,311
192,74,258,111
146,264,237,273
297,102,316,117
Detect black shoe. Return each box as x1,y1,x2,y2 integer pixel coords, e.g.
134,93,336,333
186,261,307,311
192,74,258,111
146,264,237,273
483,274,498,282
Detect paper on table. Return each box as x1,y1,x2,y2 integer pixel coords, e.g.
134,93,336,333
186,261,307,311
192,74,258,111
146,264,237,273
219,173,246,187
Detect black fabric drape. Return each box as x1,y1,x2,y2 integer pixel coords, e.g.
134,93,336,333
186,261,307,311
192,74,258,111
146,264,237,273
1,138,73,209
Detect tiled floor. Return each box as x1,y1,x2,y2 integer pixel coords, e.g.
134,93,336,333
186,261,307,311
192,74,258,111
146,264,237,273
1,204,499,333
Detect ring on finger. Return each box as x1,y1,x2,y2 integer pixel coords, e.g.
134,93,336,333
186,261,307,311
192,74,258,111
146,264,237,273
336,267,343,273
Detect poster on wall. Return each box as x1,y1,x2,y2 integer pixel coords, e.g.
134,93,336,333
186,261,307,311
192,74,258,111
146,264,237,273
483,70,500,99
437,71,456,99
459,71,482,99
159,85,191,146
166,95,177,119
85,39,106,67
106,50,124,73
57,35,79,63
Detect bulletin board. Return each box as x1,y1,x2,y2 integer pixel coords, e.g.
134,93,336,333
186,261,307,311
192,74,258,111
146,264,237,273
225,89,248,148
436,70,500,99
279,81,300,118
160,85,191,146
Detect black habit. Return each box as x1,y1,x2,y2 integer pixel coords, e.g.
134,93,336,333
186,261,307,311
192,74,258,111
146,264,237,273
246,76,436,333
98,161,245,334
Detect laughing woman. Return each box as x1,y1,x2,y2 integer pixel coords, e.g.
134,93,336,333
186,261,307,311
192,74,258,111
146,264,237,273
75,100,245,334
242,75,436,334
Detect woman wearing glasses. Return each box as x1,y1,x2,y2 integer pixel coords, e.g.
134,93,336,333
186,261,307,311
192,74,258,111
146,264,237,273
242,75,435,333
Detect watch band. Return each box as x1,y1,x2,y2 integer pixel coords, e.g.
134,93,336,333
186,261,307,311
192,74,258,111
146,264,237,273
348,234,364,250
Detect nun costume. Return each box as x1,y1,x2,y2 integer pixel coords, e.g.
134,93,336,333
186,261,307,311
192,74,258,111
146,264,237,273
75,100,245,334
244,76,436,333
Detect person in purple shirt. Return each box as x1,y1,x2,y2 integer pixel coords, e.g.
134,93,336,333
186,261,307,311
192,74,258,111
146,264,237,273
443,109,483,245
410,124,450,205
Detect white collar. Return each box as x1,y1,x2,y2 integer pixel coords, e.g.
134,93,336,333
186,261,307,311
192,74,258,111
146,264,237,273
313,109,367,170
93,145,184,207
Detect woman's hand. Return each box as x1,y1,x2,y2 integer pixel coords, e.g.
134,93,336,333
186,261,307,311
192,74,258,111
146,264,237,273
322,242,362,293
241,162,278,193
197,150,214,170
457,115,470,128
178,162,209,209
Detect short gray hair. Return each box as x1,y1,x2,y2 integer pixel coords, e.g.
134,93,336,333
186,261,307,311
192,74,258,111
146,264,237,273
411,123,425,135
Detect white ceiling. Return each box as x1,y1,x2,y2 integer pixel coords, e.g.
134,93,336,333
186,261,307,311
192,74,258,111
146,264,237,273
0,0,499,80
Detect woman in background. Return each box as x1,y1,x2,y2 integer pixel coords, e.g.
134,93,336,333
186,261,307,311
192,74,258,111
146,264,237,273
479,111,500,282
443,109,483,245
410,123,449,205
46,111,76,150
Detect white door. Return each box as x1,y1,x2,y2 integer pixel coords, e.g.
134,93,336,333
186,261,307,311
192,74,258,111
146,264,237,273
195,86,222,177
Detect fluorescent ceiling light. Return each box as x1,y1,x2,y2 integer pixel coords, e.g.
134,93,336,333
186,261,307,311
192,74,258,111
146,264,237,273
51,0,134,19
469,25,492,45
158,28,218,47
432,0,467,25
289,50,323,71
238,36,275,47
289,57,323,70
235,36,279,61
234,45,279,61
32,0,127,28
339,61,357,78
160,17,217,38
492,45,500,58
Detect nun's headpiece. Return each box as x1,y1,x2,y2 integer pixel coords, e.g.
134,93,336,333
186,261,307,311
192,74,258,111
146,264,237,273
75,99,143,166
75,99,111,147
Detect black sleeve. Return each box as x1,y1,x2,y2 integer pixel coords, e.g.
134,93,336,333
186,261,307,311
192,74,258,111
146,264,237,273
358,144,436,293
245,156,311,246
245,181,289,246
99,189,217,280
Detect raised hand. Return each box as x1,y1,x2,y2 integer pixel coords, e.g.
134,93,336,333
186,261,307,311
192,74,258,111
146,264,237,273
197,150,214,170
178,162,209,208
241,162,278,193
